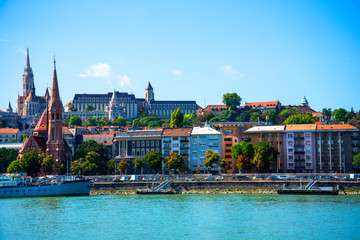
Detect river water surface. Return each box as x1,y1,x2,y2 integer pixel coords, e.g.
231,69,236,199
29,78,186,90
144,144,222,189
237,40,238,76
0,194,359,239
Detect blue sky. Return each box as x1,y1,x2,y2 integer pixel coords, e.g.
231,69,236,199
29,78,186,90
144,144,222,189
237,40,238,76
0,0,359,113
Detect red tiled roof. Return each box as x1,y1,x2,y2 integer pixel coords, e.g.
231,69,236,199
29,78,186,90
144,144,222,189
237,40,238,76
34,110,48,132
316,124,358,130
245,101,279,109
0,128,19,134
62,126,72,135
162,128,192,136
203,105,228,112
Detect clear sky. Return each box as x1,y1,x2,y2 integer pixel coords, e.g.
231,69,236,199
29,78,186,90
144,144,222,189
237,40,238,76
0,0,359,113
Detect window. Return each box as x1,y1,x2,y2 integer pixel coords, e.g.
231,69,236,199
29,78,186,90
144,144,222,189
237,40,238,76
288,148,293,152
306,156,311,160
306,148,311,153
51,128,55,142
288,134,293,138
289,156,293,160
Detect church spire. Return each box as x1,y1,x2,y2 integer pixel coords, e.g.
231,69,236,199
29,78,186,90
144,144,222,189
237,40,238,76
26,48,30,69
49,57,61,110
23,48,34,96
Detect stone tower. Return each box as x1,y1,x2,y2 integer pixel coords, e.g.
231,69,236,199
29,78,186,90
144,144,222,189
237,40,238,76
23,48,35,96
144,82,154,102
301,96,308,107
108,90,125,121
46,58,66,164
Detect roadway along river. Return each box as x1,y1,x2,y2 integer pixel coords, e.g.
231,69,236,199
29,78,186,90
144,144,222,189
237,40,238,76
1,194,359,239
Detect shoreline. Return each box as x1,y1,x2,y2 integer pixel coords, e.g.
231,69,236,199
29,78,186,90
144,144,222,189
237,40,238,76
90,189,360,196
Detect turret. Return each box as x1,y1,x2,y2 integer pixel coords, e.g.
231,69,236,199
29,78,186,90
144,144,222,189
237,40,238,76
22,48,35,96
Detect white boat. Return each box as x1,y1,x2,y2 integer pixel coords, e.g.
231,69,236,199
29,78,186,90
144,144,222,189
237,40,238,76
0,175,91,198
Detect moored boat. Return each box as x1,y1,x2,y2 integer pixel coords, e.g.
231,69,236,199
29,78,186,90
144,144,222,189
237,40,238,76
277,180,339,195
0,175,91,198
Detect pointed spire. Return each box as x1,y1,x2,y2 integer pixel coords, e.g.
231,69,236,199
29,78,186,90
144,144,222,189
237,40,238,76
6,101,13,113
45,87,50,100
146,82,153,90
26,48,30,69
49,57,61,110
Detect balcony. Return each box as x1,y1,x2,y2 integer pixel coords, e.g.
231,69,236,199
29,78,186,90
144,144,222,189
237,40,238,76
294,158,305,162
294,151,305,154
295,165,305,169
352,135,360,140
180,138,189,142
163,139,171,143
180,145,189,149
294,137,304,140
163,146,171,150
294,144,304,148
352,144,359,147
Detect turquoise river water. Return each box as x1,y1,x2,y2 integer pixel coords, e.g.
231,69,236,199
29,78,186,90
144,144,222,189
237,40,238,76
0,194,359,240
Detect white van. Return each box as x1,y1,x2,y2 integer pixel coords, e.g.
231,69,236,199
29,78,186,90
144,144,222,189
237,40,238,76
130,175,139,181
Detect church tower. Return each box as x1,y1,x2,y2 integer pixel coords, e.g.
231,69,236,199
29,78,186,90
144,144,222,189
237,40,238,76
144,82,154,102
23,48,35,96
46,58,65,164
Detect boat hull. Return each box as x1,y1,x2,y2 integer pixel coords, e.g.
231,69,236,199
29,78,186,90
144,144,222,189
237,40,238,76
0,180,91,198
277,189,339,195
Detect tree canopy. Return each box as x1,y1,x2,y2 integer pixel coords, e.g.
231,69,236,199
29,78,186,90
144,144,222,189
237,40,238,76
117,159,130,174
164,152,187,173
8,150,43,176
353,153,360,168
69,115,82,127
170,108,184,128
85,104,95,111
222,93,241,112
204,149,221,171
283,114,315,124
144,150,163,173
0,148,19,173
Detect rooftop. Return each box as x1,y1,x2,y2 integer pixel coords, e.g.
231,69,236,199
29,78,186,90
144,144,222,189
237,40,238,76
162,128,192,136
245,125,285,132
191,126,221,135
316,124,358,131
245,101,280,109
0,128,19,134
285,124,317,131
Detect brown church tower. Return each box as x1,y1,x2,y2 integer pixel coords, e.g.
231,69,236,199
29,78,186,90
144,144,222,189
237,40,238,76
46,59,67,165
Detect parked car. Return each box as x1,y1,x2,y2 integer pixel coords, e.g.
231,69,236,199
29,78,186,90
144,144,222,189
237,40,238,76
237,176,250,180
205,176,214,181
342,176,353,181
252,175,264,180
142,177,153,181
120,176,129,181
185,177,196,181
216,176,225,181
113,178,121,182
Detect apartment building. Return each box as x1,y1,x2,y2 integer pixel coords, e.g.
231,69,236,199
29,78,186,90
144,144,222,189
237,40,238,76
284,124,317,173
162,128,192,171
244,125,285,173
315,124,359,173
189,126,222,174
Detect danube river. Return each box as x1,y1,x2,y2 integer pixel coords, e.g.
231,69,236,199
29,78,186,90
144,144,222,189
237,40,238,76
1,194,359,239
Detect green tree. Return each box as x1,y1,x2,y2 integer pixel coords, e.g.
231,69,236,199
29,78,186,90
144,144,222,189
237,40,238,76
134,157,146,174
332,108,347,123
209,117,221,123
84,117,97,126
74,140,108,161
204,149,221,172
69,115,82,127
7,159,21,173
98,116,110,127
283,114,315,124
112,116,127,127
219,159,229,173
196,111,215,123
132,119,140,127
0,148,19,173
107,159,115,174
117,159,130,174
14,150,43,176
144,151,163,173
222,93,241,112
322,108,332,117
170,108,184,128
219,110,236,122
279,107,300,118
183,113,196,127
41,155,56,175
250,112,261,122
232,142,255,172
85,104,95,111
164,152,187,173
353,153,360,168
264,111,278,124
253,142,271,172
